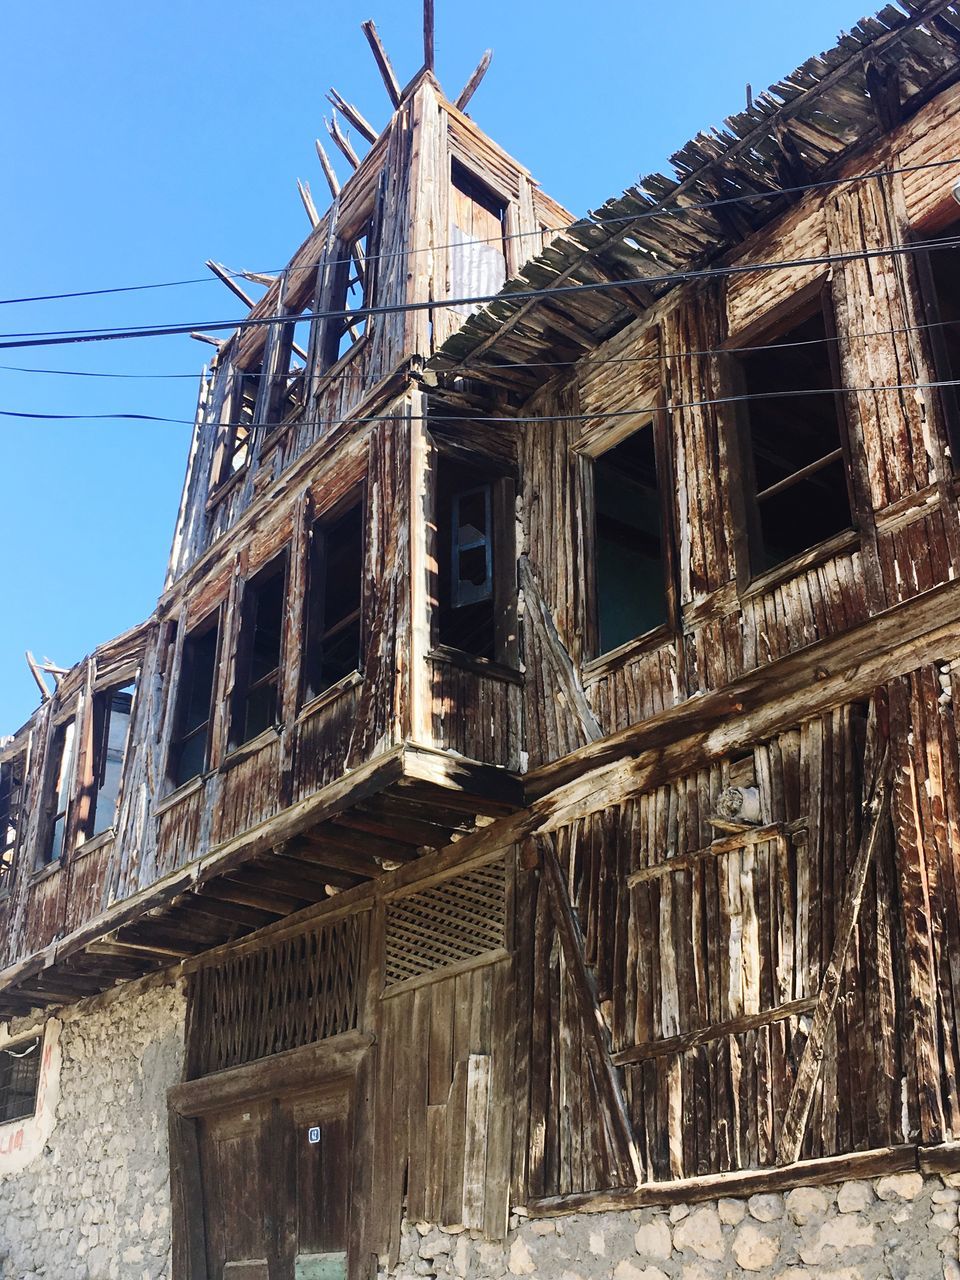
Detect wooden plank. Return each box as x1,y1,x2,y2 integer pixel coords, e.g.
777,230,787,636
461,1053,492,1229
361,20,402,108
613,997,817,1065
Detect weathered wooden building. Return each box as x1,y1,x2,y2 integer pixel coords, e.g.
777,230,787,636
7,3,960,1277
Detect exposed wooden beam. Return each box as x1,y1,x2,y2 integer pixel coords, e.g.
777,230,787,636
361,19,402,108
315,137,340,200
327,113,360,170
455,49,492,113
423,0,435,70
204,260,256,309
189,331,226,349
326,89,378,145
297,178,320,228
24,651,52,701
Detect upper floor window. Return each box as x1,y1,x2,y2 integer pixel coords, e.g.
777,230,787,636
436,455,516,663
0,755,24,894
302,501,364,703
450,159,507,312
324,227,371,367
0,1034,41,1124
39,717,77,867
168,613,221,789
211,369,259,493
915,218,960,463
268,311,312,422
592,421,669,655
87,683,135,837
231,554,287,748
730,293,852,576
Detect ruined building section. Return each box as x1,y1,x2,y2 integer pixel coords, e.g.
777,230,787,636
9,4,960,1280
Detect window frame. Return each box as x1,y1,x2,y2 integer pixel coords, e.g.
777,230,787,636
575,408,679,667
321,221,374,371
0,752,25,897
724,279,858,585
166,609,223,792
36,712,78,871
229,550,290,752
910,218,960,468
301,489,366,709
82,681,136,841
209,366,261,500
0,1032,43,1126
448,157,511,308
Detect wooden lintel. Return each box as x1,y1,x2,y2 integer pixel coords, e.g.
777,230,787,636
361,18,402,108
327,89,378,145
327,113,360,170
455,50,492,113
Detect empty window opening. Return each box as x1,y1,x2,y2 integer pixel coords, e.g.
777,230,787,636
0,755,25,893
303,502,364,703
88,682,135,837
168,615,220,788
0,1035,41,1125
450,159,507,314
271,313,313,422
593,424,668,655
437,456,504,660
325,230,370,366
917,219,960,461
39,718,77,867
212,369,259,490
231,555,288,748
735,302,852,574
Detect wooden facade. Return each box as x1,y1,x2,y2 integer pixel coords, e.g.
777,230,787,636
8,3,960,1276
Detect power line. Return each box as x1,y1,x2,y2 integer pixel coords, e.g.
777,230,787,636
3,154,960,311
4,234,960,353
5,373,960,431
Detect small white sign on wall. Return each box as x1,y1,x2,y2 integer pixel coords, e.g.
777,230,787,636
0,1018,62,1176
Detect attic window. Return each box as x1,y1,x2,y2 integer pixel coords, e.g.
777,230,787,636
325,228,370,366
915,219,960,463
168,613,220,788
87,683,135,838
436,454,515,662
0,755,24,894
212,369,259,490
732,297,853,575
593,422,669,655
231,554,287,748
0,1035,41,1124
450,159,507,313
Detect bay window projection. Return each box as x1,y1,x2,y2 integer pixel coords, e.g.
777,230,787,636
592,422,669,656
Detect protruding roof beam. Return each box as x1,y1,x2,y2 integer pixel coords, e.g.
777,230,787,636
238,269,279,288
315,138,340,200
455,49,492,113
326,89,378,145
297,178,321,228
327,113,360,170
423,0,435,70
205,259,256,309
190,332,226,349
361,19,402,109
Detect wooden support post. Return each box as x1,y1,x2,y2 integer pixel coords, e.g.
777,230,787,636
777,744,891,1164
455,50,492,113
423,0,435,70
361,18,402,108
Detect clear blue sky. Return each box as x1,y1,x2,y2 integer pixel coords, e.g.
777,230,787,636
1,0,873,732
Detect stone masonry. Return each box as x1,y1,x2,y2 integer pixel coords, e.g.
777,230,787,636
0,976,185,1280
386,1174,960,1280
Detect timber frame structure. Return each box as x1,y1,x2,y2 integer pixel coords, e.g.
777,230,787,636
8,2,960,1275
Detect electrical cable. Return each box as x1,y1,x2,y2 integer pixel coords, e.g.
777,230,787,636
5,234,960,353
3,154,960,311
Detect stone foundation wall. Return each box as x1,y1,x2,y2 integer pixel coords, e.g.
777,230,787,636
0,975,185,1280
388,1173,960,1280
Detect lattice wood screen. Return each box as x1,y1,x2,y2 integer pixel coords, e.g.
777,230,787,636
187,913,366,1077
384,860,506,987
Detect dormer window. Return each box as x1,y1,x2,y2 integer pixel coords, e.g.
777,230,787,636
450,159,507,312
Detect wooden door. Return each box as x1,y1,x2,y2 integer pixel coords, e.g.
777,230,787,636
198,1089,351,1280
